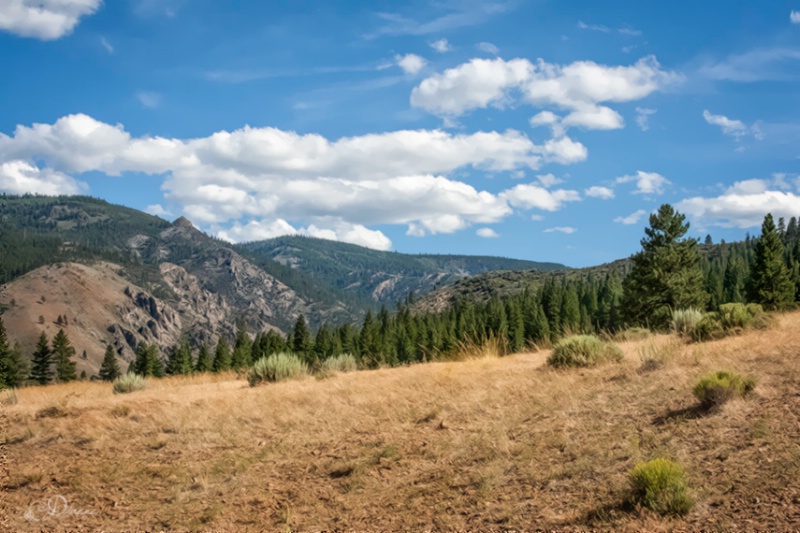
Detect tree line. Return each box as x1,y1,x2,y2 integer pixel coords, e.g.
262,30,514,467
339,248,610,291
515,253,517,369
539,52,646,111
1,205,798,388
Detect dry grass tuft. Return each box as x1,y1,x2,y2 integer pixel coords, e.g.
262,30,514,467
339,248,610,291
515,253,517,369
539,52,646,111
2,312,800,530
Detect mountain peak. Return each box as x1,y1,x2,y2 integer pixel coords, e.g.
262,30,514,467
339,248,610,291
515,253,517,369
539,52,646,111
172,216,194,229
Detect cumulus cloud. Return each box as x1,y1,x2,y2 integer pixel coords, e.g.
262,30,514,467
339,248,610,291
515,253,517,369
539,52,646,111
429,38,452,53
501,183,581,211
584,186,615,199
396,53,427,75
677,180,800,228
0,113,594,247
0,160,86,195
411,55,677,124
543,226,576,234
615,170,670,195
0,0,101,40
476,227,499,238
635,107,656,131
614,209,647,225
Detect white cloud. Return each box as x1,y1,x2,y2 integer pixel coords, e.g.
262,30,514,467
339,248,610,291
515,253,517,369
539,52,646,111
429,38,451,53
145,204,174,219
411,55,677,135
791,10,800,24
530,214,544,221
677,180,800,228
136,91,162,109
702,110,747,138
0,160,85,195
477,41,499,54
501,183,581,211
615,170,670,195
3,113,588,245
577,20,611,33
396,53,427,75
614,209,647,225
100,36,114,54
0,0,101,40
219,218,393,250
476,227,499,238
584,186,615,199
543,226,576,234
536,173,563,187
635,107,656,131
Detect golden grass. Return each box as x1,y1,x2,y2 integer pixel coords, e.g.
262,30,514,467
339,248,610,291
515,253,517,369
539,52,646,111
2,313,800,531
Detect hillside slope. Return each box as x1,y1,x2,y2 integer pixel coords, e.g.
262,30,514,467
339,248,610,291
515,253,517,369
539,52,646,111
240,235,566,306
3,313,799,530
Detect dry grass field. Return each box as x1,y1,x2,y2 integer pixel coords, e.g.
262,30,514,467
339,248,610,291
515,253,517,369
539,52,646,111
3,313,800,531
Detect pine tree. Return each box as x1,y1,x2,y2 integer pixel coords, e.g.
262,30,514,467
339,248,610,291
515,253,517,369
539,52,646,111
30,331,53,385
231,323,252,369
98,344,121,381
195,343,211,373
747,213,795,310
166,338,194,375
292,315,313,356
0,316,10,388
132,343,164,377
7,342,30,388
621,204,708,329
212,336,231,372
51,328,78,382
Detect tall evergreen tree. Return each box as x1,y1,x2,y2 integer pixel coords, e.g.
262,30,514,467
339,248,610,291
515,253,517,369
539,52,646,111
166,338,194,375
292,315,313,355
98,344,121,381
8,342,30,387
132,343,164,377
195,343,212,372
212,336,232,372
231,322,253,369
621,204,708,329
51,328,78,382
29,331,53,385
0,316,10,388
747,213,795,309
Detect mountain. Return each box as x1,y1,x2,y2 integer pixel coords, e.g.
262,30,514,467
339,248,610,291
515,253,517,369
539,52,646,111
0,195,569,375
238,235,566,307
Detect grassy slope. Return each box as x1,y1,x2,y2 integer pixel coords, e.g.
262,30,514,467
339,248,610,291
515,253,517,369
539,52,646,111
3,313,800,531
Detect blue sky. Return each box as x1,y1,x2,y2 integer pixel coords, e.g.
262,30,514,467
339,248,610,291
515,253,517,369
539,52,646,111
0,0,799,267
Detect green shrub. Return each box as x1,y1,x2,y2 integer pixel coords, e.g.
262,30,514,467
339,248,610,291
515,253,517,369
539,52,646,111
112,373,147,394
690,313,723,343
671,308,704,337
547,335,623,368
629,458,693,516
693,370,755,408
718,303,761,330
320,353,358,374
248,353,308,386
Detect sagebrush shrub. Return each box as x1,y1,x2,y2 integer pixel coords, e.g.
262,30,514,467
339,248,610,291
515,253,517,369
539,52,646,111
320,353,358,374
248,353,308,386
629,458,693,516
718,303,761,330
671,308,704,337
112,373,147,394
693,370,755,408
547,335,623,368
690,313,723,343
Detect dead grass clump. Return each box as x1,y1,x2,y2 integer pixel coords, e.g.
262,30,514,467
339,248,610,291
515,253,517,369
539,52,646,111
628,458,693,516
444,333,507,361
616,326,652,342
693,370,755,409
547,335,623,368
1,387,18,406
637,340,680,373
36,405,69,419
